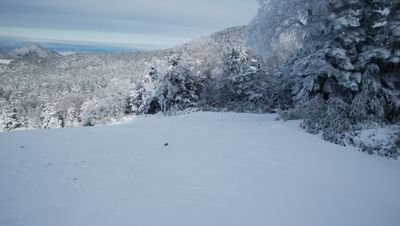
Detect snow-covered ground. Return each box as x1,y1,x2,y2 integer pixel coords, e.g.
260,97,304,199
0,112,399,226
58,51,76,56
0,59,13,64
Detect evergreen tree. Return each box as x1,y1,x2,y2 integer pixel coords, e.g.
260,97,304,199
218,48,271,112
40,103,62,129
251,0,400,156
158,54,201,113
65,104,81,126
1,105,27,130
128,66,161,114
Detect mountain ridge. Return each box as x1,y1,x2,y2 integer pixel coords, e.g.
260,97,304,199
7,44,62,59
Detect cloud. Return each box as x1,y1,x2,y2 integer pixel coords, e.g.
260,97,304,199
0,0,258,47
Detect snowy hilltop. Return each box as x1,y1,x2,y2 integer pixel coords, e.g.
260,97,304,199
7,44,62,59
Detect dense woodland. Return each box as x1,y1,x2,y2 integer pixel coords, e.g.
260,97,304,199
0,0,399,157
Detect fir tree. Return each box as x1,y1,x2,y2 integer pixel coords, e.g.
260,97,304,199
219,48,270,112
128,66,161,114
250,0,400,156
158,53,201,113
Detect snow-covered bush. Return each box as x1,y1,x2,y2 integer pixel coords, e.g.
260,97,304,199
79,93,127,127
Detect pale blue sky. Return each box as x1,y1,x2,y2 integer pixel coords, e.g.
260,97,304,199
0,0,258,48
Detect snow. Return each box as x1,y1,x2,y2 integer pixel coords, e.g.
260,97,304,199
376,7,390,16
334,15,360,30
0,59,12,65
373,21,388,28
59,51,76,56
351,124,400,156
0,112,399,226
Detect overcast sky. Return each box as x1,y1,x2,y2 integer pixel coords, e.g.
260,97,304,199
0,0,258,48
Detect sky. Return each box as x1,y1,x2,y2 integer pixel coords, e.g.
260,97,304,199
0,0,258,49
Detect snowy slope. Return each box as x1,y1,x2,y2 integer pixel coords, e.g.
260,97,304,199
8,44,61,59
0,112,399,226
211,25,246,53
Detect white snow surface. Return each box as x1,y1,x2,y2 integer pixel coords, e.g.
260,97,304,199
0,59,12,65
373,21,388,28
0,112,399,226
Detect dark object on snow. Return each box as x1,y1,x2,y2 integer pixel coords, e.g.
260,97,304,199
164,143,169,147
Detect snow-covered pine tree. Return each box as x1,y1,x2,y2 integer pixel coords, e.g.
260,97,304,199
290,0,399,121
40,103,63,129
128,86,145,114
218,48,270,112
157,53,201,113
128,66,161,115
64,105,80,126
250,0,400,156
0,105,27,131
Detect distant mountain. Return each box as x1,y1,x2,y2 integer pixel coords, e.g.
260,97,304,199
0,49,10,59
0,36,155,55
7,44,61,59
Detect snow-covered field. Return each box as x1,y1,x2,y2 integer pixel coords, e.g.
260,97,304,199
0,112,399,226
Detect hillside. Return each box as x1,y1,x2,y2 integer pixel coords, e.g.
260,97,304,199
7,44,62,59
0,112,399,226
210,25,247,53
0,27,246,131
